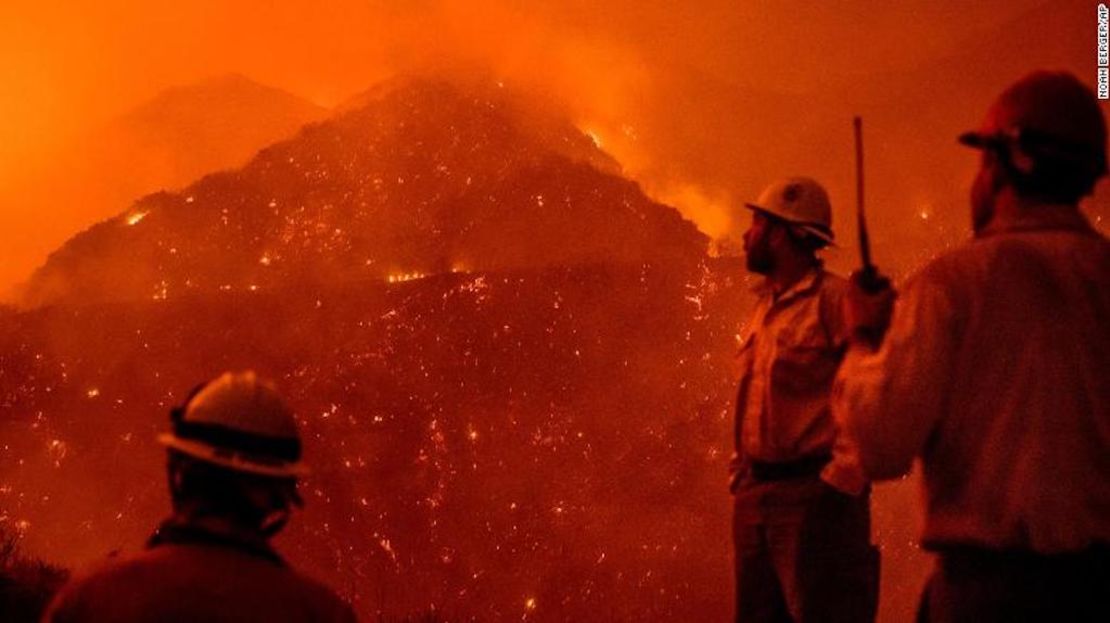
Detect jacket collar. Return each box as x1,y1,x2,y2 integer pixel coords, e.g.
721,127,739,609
977,204,1096,239
752,266,824,307
148,514,285,566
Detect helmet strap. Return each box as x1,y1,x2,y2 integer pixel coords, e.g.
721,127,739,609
259,508,291,538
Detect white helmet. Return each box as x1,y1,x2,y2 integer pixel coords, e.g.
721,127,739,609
159,371,306,478
743,177,835,246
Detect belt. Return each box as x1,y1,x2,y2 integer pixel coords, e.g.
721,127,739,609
933,543,1110,568
749,454,831,481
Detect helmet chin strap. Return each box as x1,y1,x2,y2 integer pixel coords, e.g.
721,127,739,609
260,481,302,536
1003,132,1037,177
259,508,290,538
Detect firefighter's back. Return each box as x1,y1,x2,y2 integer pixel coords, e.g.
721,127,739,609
44,540,356,623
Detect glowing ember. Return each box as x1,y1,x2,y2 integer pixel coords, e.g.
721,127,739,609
125,211,149,226
47,439,68,467
378,537,398,564
388,272,427,283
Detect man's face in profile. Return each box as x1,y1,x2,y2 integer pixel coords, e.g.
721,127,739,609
744,211,776,275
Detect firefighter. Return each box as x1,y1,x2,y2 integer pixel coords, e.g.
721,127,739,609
42,371,357,623
835,71,1110,622
729,177,879,623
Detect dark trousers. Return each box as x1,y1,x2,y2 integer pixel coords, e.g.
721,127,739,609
916,545,1110,623
733,475,879,623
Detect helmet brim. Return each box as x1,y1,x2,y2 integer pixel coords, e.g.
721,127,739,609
742,203,836,246
958,131,1004,150
159,433,308,479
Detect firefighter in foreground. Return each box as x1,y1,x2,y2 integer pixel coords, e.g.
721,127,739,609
43,371,357,623
835,71,1110,621
729,178,879,623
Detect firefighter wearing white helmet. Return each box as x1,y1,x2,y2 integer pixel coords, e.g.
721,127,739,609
159,370,307,478
43,371,357,623
729,177,878,623
744,176,836,247
836,71,1110,622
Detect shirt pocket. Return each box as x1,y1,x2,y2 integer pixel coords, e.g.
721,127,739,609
770,322,838,394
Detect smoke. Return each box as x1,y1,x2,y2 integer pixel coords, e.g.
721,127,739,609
3,0,1095,297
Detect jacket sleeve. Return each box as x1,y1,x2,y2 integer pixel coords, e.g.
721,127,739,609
832,270,958,480
819,275,852,352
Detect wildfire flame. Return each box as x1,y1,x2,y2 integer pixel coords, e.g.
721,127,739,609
388,272,427,283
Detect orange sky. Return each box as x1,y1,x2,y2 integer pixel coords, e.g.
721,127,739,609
0,0,1045,162
0,0,1096,296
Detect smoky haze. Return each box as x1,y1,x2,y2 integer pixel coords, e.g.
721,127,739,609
2,0,1103,296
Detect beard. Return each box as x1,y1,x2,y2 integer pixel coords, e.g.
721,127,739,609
745,244,774,275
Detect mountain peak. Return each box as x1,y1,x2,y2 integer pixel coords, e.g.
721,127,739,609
23,77,704,308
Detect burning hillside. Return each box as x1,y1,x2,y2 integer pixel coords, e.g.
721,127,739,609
22,78,703,308
0,76,930,621
1,261,752,621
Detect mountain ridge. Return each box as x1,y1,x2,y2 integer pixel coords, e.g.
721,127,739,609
23,77,706,308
